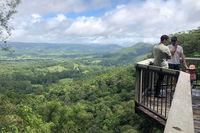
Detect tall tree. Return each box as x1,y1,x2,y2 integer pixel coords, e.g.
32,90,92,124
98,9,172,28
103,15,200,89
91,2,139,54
0,0,20,50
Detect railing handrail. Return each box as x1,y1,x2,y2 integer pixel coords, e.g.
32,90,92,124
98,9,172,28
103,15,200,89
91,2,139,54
164,71,194,133
185,57,200,61
136,58,180,75
137,64,179,75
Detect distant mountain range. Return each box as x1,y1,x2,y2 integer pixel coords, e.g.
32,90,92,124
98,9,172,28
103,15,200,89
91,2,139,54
0,42,153,65
0,42,122,57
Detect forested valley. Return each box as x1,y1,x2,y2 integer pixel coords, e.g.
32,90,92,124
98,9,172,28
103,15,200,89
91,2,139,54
0,28,199,133
0,42,160,133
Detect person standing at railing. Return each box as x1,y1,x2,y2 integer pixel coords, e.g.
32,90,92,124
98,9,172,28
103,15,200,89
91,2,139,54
168,36,188,70
153,35,172,98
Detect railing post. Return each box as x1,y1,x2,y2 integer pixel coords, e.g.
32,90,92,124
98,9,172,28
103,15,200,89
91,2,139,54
139,70,143,103
135,65,140,103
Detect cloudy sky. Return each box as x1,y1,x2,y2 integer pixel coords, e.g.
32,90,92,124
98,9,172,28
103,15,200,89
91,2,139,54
8,0,200,46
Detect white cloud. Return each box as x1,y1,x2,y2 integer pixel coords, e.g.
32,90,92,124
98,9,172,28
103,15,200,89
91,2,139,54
8,0,200,46
46,14,68,29
65,17,112,36
31,14,42,23
56,14,67,22
31,14,41,19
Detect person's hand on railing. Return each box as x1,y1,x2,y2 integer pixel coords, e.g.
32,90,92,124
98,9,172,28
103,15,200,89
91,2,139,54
181,59,188,71
184,64,188,70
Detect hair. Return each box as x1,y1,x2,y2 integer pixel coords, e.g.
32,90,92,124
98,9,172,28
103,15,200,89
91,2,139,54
160,35,169,42
171,36,177,42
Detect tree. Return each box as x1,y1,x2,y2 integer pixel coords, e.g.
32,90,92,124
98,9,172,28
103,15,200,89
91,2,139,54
172,28,200,57
0,0,20,50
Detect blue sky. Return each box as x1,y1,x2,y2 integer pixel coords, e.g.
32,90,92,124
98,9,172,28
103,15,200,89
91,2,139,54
44,8,109,19
8,0,200,46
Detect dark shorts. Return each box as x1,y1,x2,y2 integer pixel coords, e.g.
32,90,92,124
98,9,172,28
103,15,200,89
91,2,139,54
168,64,180,70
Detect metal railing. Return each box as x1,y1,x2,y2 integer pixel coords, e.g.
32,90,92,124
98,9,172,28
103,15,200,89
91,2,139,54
135,60,179,123
135,58,200,133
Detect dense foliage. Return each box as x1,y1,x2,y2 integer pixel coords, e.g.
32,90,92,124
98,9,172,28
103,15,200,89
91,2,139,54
171,28,200,57
0,41,162,133
0,60,160,133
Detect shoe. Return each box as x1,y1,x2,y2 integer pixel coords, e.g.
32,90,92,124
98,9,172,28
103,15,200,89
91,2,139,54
154,94,165,98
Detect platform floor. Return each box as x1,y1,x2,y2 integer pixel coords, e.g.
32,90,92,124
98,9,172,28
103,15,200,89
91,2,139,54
139,89,200,133
192,89,200,133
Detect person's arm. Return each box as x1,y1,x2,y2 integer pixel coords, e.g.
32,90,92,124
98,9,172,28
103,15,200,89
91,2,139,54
165,47,172,59
181,53,188,69
166,54,172,59
179,46,188,69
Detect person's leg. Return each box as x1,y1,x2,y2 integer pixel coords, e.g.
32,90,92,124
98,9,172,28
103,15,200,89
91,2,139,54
155,73,164,96
171,64,180,89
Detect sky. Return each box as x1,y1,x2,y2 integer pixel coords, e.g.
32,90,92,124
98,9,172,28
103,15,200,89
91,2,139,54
7,0,200,46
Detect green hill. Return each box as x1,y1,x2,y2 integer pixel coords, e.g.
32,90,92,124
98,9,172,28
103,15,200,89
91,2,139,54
99,43,153,66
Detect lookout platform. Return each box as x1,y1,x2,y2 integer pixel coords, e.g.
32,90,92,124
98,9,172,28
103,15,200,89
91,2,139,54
135,58,200,133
